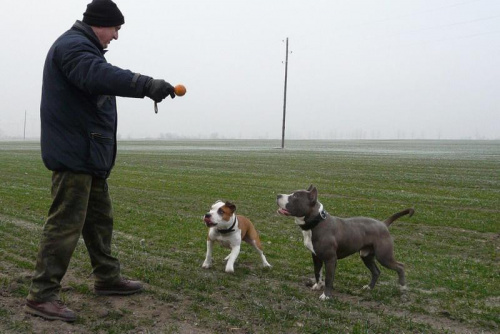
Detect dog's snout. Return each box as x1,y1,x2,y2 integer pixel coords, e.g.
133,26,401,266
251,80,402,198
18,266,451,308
204,213,211,219
277,194,282,200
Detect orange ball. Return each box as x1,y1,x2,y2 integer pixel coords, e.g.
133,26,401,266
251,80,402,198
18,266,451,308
174,84,186,96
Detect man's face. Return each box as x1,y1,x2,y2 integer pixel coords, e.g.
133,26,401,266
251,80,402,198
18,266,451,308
92,26,121,49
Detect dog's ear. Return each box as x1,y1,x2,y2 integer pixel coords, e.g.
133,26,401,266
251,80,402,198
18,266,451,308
308,186,318,204
307,184,314,191
225,201,236,213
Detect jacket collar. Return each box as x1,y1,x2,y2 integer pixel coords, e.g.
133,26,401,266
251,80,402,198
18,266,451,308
72,20,106,54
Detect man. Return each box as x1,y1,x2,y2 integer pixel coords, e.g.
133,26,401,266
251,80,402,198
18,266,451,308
25,0,174,322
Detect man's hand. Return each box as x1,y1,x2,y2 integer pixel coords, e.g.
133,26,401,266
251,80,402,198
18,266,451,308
145,79,175,102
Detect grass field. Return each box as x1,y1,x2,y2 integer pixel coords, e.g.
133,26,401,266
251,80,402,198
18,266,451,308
0,139,499,334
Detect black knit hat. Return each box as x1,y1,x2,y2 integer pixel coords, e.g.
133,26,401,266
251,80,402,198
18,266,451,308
82,0,124,27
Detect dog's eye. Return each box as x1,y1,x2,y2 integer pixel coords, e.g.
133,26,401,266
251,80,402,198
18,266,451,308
217,208,224,215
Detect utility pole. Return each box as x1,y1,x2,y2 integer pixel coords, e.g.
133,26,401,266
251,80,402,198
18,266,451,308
281,38,290,149
24,110,27,140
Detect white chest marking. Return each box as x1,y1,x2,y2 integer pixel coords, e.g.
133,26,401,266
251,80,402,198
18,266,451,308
302,230,316,255
208,227,241,249
294,208,324,256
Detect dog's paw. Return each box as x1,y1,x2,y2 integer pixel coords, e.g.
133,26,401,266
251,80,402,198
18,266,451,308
225,266,235,273
262,262,272,269
400,285,408,291
319,293,331,301
312,281,325,291
202,261,212,269
362,285,372,290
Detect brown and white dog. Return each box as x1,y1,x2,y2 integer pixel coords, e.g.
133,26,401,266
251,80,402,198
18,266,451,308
202,201,271,273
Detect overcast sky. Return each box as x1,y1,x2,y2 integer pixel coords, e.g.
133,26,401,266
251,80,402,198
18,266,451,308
1,0,499,140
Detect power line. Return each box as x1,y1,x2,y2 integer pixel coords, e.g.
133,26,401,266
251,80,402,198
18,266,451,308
400,14,500,35
353,0,491,27
367,14,500,45
462,29,500,38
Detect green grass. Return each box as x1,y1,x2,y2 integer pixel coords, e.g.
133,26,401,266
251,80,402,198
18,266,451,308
0,139,499,333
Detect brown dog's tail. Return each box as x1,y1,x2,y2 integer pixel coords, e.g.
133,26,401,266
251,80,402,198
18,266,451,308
384,208,414,226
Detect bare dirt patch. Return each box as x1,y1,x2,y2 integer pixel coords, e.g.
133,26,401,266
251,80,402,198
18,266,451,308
1,270,212,334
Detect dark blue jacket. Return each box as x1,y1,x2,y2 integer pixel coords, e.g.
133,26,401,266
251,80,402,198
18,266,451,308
40,21,151,178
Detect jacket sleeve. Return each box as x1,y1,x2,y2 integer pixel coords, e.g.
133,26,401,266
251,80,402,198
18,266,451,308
57,39,152,98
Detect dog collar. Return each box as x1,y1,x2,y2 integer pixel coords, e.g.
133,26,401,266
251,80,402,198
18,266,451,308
299,210,327,231
218,217,237,234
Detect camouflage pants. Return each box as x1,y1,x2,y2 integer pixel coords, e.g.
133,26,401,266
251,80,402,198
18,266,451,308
28,171,121,302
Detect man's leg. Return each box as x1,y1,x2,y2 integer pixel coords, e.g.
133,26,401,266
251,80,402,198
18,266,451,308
83,177,143,295
82,177,121,284
26,171,92,321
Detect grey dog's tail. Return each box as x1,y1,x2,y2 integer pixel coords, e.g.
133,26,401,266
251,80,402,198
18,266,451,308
384,208,414,226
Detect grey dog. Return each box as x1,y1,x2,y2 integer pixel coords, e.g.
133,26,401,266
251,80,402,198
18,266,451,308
276,185,414,300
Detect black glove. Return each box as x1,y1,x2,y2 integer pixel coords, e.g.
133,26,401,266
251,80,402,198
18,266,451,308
144,79,175,102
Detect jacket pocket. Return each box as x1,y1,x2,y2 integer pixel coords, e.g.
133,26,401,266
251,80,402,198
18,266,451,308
88,132,114,171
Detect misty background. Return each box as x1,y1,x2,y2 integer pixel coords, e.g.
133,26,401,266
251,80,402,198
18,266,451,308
1,0,499,140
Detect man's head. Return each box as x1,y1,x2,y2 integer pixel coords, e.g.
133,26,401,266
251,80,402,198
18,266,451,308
82,0,124,49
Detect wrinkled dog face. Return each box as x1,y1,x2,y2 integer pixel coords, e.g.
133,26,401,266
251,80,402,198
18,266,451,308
204,201,236,228
276,187,317,218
